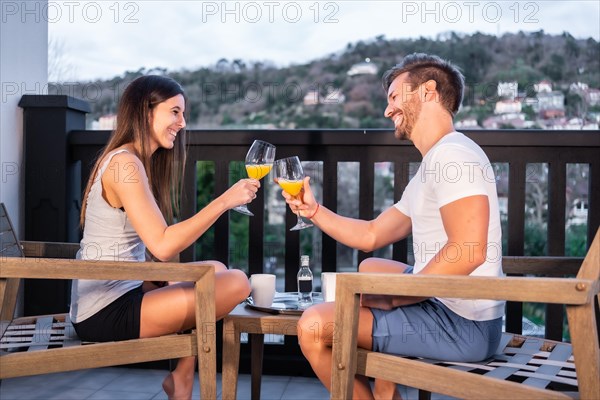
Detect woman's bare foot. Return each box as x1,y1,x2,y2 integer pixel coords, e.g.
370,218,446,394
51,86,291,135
162,371,193,400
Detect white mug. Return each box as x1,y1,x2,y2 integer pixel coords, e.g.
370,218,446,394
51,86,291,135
250,274,276,307
321,272,337,302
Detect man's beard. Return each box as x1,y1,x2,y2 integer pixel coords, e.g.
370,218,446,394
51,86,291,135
394,97,421,141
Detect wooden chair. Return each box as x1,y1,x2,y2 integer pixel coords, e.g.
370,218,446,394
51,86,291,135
0,203,218,399
331,229,599,399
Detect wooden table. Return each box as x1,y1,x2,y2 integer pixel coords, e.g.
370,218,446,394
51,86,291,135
222,304,302,400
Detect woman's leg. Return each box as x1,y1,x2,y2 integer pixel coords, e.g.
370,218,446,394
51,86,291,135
297,302,377,399
139,261,250,400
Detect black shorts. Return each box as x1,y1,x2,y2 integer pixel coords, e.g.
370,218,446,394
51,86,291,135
73,286,144,342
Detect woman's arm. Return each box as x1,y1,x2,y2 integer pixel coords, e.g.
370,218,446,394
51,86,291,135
103,152,258,261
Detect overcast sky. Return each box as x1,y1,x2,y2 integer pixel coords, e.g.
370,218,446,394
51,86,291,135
45,0,600,81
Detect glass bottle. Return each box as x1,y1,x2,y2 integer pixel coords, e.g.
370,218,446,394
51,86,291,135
297,255,313,309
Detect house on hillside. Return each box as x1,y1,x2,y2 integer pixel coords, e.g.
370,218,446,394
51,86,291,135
495,99,522,114
568,198,588,226
570,82,600,107
534,91,565,119
570,82,589,92
483,113,535,129
304,88,345,105
91,114,117,130
497,82,518,100
455,118,481,129
303,90,321,106
321,88,346,104
584,89,600,106
534,80,553,93
541,118,599,130
347,59,378,77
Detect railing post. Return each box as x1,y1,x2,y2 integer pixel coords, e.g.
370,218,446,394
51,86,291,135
18,94,90,315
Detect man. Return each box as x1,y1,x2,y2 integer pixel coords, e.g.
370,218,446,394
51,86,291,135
283,53,504,399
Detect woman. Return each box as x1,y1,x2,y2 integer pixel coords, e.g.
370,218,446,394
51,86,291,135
69,75,255,400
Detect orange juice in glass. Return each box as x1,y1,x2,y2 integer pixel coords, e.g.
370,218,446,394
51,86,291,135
277,179,303,197
274,156,313,231
246,164,273,180
232,140,276,216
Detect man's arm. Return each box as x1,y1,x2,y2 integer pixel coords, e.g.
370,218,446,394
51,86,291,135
310,204,412,252
421,194,490,275
285,177,412,251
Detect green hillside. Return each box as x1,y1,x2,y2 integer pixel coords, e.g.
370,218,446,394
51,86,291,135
52,31,599,129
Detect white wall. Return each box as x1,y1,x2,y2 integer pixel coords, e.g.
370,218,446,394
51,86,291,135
0,0,48,237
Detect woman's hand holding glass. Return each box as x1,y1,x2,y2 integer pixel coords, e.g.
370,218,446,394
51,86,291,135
222,178,260,210
232,140,276,216
274,156,314,231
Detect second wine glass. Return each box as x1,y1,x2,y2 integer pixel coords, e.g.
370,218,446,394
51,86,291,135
232,140,276,216
274,156,313,231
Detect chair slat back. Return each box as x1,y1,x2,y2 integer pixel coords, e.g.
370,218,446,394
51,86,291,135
0,204,23,258
0,203,24,330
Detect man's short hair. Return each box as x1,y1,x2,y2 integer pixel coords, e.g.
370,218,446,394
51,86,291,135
382,53,465,116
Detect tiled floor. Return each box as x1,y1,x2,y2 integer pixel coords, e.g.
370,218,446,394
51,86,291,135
0,367,440,399
0,368,329,400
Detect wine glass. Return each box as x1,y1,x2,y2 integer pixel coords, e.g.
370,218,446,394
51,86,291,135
232,140,276,216
274,156,313,231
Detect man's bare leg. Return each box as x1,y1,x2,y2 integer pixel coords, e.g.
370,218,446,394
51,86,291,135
359,258,406,399
297,302,377,399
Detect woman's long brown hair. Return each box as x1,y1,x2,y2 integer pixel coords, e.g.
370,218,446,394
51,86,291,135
80,75,187,227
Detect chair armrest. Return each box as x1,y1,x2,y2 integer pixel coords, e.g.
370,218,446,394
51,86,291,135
0,257,213,283
335,273,597,306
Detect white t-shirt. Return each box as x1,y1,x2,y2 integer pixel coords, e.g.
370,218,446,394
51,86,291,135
394,131,504,321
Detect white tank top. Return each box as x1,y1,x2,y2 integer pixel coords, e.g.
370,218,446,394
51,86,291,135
69,149,145,323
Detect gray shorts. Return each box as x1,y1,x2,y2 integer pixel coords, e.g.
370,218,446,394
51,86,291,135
370,268,502,362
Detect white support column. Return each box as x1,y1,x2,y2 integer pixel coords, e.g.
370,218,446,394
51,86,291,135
0,0,48,237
